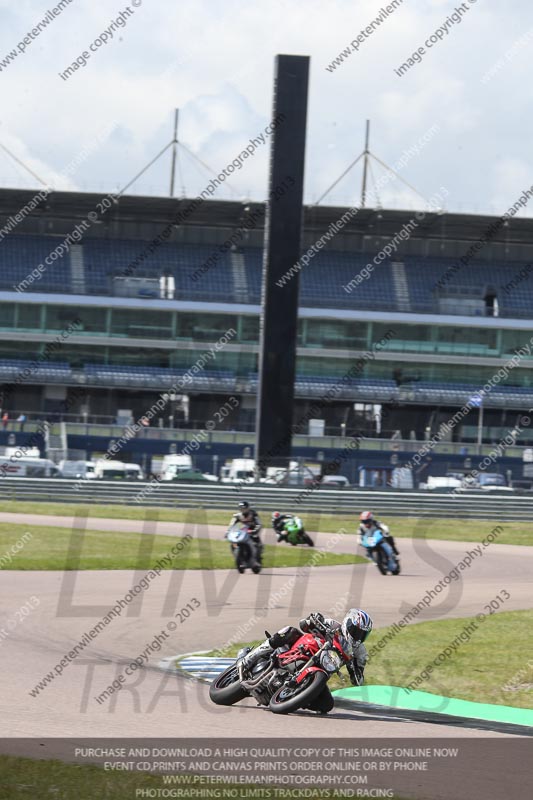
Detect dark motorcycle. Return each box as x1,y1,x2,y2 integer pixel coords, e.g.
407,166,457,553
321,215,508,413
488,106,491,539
361,528,400,575
209,621,349,714
226,525,261,574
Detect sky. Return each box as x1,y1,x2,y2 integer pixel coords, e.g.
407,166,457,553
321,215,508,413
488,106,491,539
0,0,532,216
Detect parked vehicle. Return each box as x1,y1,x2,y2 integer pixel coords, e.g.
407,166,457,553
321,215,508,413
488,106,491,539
220,458,255,484
160,454,193,481
320,475,350,488
164,467,217,482
0,457,59,478
226,524,261,574
423,475,463,491
93,460,124,480
476,473,513,492
124,464,143,480
58,460,96,480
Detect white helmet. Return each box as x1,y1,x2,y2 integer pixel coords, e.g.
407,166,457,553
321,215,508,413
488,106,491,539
342,608,373,646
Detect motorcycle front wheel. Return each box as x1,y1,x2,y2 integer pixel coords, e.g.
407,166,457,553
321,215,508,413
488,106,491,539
301,533,314,547
374,549,388,575
269,670,328,714
209,664,249,706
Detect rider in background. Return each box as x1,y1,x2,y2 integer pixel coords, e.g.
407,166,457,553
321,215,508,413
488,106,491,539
359,511,400,556
229,501,263,560
271,511,305,543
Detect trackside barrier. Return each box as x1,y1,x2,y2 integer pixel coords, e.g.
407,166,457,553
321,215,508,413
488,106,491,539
0,478,532,520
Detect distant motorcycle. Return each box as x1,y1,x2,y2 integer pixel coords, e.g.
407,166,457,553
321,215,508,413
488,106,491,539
361,528,400,575
226,525,261,574
280,517,314,547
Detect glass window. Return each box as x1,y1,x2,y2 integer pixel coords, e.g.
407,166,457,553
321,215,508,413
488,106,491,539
306,319,367,349
45,305,82,331
176,313,237,342
76,307,108,335
17,304,42,331
435,326,498,355
241,316,259,343
501,330,533,358
372,323,430,353
0,304,16,329
110,309,172,339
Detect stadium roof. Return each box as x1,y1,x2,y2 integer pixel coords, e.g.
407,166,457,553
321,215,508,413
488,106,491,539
1,187,533,245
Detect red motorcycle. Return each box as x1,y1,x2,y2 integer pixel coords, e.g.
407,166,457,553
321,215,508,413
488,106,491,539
209,620,350,714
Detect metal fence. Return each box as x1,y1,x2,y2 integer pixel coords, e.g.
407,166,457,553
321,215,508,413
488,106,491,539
0,478,531,521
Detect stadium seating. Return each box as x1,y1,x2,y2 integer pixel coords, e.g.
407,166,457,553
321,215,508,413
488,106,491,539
82,240,236,300
2,234,533,318
84,363,236,390
0,235,71,292
1,358,532,406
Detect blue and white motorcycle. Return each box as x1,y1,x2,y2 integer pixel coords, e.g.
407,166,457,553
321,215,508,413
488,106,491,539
226,525,261,574
361,528,400,575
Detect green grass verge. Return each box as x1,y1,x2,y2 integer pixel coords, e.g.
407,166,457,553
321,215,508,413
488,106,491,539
0,499,531,545
199,610,533,709
0,522,363,571
0,755,410,800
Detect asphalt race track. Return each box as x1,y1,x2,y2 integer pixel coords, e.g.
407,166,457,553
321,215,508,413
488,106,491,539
1,512,532,745
0,514,533,737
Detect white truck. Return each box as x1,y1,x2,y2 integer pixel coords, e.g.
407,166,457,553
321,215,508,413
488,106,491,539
220,458,256,484
0,457,59,478
94,460,143,480
59,460,96,480
160,454,193,481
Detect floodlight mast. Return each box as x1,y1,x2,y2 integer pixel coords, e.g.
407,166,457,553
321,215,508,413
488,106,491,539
169,108,179,198
361,119,370,208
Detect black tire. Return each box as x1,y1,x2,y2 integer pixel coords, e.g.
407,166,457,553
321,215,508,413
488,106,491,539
392,560,401,575
237,564,245,574
252,564,261,574
374,552,387,575
308,686,335,714
302,533,314,547
209,664,249,706
269,670,328,715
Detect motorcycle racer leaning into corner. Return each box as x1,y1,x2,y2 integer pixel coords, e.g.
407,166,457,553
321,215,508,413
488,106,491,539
271,511,305,542
228,501,263,561
359,511,400,557
240,608,373,713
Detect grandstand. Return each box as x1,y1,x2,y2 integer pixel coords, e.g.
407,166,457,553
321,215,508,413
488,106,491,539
1,187,533,481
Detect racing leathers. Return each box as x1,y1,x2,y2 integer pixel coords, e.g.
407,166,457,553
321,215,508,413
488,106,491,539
358,519,399,556
240,611,368,692
272,513,305,543
229,508,263,561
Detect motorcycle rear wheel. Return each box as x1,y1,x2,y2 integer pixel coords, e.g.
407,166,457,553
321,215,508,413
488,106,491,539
269,670,328,714
209,664,249,706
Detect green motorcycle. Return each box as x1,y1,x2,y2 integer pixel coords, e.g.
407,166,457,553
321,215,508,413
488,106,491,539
283,517,314,547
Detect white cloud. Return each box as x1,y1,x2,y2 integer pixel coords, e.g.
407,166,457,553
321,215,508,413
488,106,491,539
0,0,530,213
